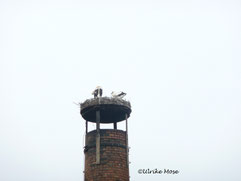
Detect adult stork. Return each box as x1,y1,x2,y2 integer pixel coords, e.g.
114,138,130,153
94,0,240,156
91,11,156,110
111,91,126,99
92,86,103,98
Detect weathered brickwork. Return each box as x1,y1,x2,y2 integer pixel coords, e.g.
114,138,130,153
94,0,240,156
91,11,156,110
84,129,129,181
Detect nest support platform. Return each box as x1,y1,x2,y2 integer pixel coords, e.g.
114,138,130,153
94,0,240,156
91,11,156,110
80,97,131,123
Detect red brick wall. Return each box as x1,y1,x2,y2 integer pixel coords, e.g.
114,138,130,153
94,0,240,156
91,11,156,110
84,129,129,181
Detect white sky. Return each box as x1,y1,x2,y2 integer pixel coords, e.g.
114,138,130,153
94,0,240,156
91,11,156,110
0,0,241,181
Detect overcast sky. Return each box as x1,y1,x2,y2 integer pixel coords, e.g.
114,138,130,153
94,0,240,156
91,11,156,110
0,0,241,181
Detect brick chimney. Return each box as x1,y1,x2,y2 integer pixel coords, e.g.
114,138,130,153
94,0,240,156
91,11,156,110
80,97,131,181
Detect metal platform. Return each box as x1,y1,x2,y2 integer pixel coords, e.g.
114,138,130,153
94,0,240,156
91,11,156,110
80,97,131,123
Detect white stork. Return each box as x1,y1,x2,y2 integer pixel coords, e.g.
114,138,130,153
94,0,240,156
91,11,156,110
111,91,126,99
92,86,103,98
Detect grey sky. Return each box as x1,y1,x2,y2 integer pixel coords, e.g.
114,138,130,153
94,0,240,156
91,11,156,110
0,0,241,181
